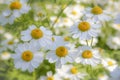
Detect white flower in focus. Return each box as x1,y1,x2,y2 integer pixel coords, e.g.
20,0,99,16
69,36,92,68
102,58,118,72
21,25,52,47
70,20,101,40
75,46,101,66
46,40,76,68
12,41,44,72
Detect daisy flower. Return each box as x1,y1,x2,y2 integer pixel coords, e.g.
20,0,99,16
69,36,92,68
98,74,109,80
0,0,31,25
0,51,11,60
75,46,101,66
70,19,101,40
106,36,120,50
56,65,87,80
12,41,44,72
46,39,76,68
21,25,52,47
39,71,62,80
8,0,31,18
0,39,18,51
83,6,111,21
102,58,118,72
64,5,84,21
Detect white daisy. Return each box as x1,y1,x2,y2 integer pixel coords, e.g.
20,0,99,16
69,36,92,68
102,58,118,72
0,51,11,60
98,74,109,80
70,20,101,40
12,41,44,72
21,25,52,47
106,36,120,50
64,5,84,21
8,0,31,18
39,71,62,80
83,6,111,21
75,46,101,66
46,40,76,68
56,65,86,80
112,24,120,31
0,39,17,51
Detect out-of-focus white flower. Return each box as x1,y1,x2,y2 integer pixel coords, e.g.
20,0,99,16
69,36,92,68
112,24,120,31
75,46,101,66
1,39,18,51
106,36,120,50
70,19,101,40
56,64,87,80
102,58,118,72
114,13,120,24
0,51,11,60
4,32,13,40
39,71,62,80
98,74,109,80
110,67,120,80
64,5,84,21
84,6,111,21
0,10,16,25
50,16,63,28
12,41,44,72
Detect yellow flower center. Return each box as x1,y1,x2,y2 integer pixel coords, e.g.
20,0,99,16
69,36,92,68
22,50,33,62
31,28,43,39
64,19,68,22
82,50,93,58
47,76,54,80
71,10,77,15
10,1,22,10
78,22,90,32
56,46,68,57
8,41,14,45
108,61,113,66
70,67,78,74
37,12,43,17
91,6,103,15
64,36,70,41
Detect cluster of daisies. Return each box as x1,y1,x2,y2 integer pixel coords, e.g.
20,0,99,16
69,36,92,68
1,0,120,80
12,5,111,73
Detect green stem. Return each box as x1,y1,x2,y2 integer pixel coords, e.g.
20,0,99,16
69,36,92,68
33,71,36,80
